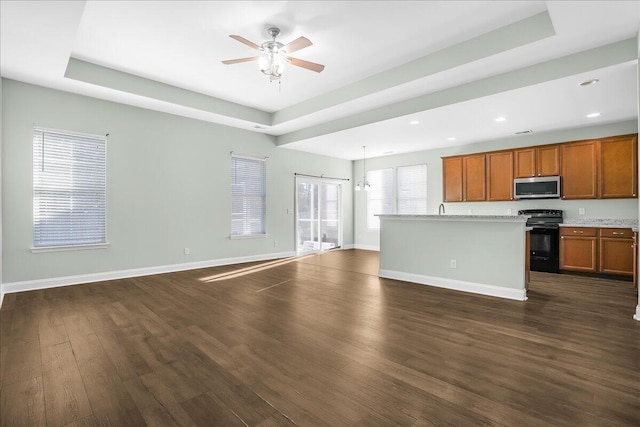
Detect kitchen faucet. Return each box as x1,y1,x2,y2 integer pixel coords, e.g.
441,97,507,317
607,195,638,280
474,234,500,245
438,203,445,215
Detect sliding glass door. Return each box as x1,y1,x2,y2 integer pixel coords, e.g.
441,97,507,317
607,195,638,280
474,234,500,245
295,177,342,255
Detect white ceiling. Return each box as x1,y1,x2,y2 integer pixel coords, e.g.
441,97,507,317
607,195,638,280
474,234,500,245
1,1,639,160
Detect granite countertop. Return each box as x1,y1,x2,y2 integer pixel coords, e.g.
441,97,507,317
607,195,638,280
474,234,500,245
377,214,530,223
560,218,639,229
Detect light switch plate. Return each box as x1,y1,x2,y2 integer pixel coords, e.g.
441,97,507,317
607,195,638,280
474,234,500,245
579,208,586,215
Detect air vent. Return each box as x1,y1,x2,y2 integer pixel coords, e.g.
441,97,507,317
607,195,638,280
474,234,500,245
515,130,533,135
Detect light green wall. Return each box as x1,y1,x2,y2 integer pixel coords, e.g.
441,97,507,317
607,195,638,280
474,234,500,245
380,218,525,289
355,120,639,248
1,79,353,283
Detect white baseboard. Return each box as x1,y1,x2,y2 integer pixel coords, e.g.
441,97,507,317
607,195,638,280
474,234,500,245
634,304,640,321
353,244,380,251
342,244,355,249
1,251,296,301
378,269,527,301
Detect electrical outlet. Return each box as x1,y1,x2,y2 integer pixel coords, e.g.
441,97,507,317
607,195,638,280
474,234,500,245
507,208,513,215
579,208,586,215
450,259,457,269
274,240,278,247
184,247,190,255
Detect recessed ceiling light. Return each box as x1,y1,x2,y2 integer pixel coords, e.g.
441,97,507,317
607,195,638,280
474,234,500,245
495,116,507,122
409,120,420,125
586,112,601,118
447,137,457,141
580,79,599,86
254,125,266,129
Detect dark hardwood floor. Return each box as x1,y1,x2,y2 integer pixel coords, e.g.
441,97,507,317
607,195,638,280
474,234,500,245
1,249,638,426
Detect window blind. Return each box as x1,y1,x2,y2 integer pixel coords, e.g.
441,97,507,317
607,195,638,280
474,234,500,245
397,164,427,214
366,168,394,229
231,155,266,236
33,128,107,248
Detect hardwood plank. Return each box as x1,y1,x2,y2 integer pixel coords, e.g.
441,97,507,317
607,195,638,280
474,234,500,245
0,376,46,427
2,341,42,385
41,342,93,426
123,373,195,427
179,393,247,427
1,250,638,426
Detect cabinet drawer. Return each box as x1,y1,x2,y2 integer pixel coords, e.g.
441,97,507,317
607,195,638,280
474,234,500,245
560,227,597,237
599,228,634,238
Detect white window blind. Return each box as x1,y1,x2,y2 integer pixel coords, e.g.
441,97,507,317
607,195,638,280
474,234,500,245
231,155,266,236
366,168,394,230
33,128,107,248
397,164,427,214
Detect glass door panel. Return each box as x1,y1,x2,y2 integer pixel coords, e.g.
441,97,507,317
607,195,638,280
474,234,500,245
296,177,342,255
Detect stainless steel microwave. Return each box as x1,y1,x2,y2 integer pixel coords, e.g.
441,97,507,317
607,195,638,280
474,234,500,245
514,176,561,199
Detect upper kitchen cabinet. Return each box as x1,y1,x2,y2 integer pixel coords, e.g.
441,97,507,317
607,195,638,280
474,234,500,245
463,154,486,201
442,154,486,202
561,140,598,199
442,156,463,202
514,145,560,178
486,151,513,201
600,134,638,199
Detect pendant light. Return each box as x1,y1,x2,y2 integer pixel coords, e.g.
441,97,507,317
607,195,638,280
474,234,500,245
355,146,371,192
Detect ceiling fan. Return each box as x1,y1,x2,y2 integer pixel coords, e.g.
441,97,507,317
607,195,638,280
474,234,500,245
222,27,325,81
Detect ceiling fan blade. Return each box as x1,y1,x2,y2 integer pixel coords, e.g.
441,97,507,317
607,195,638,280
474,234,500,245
229,35,260,50
284,36,312,54
222,57,259,65
287,57,325,73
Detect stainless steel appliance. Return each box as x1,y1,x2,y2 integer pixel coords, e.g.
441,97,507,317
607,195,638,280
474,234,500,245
514,176,561,199
519,209,563,273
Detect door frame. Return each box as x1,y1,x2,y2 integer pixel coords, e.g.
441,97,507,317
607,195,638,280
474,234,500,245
294,175,344,256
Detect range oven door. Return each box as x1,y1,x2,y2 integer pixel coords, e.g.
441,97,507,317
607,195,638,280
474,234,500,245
529,226,560,273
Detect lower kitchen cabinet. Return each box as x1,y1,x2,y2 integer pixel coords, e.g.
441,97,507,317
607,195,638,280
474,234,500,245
599,228,634,276
560,227,597,273
560,227,634,276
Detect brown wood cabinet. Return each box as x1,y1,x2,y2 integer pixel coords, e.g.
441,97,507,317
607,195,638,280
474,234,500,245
486,151,513,201
441,133,637,203
463,154,486,201
560,227,635,277
561,140,598,199
514,145,560,178
600,134,638,199
599,228,634,276
442,156,463,202
560,227,597,272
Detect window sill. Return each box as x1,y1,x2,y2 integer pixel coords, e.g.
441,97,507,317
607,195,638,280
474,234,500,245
229,234,267,240
31,243,110,253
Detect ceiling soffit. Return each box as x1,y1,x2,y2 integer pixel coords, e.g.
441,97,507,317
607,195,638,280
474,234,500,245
63,11,560,140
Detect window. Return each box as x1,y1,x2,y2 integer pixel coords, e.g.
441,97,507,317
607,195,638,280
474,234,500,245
397,164,427,214
231,155,266,237
33,128,107,249
366,164,428,229
366,168,394,230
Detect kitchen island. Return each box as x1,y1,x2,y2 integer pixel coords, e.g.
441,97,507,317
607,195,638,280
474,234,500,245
377,214,530,300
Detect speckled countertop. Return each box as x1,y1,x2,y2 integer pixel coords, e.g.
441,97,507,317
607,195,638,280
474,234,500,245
377,214,529,222
560,218,638,229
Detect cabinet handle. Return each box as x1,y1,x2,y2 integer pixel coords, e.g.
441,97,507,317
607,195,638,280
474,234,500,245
612,232,624,235
573,230,583,234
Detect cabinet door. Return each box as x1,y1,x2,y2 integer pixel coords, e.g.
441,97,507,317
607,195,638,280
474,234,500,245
600,134,638,199
514,148,535,178
560,236,597,272
536,145,560,177
442,156,463,202
561,140,598,199
463,154,486,201
599,238,634,276
486,151,513,201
